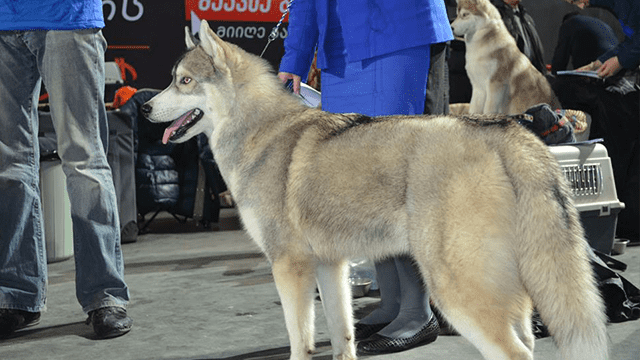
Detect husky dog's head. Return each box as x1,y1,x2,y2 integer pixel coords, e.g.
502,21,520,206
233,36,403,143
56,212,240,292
141,20,250,144
451,0,502,39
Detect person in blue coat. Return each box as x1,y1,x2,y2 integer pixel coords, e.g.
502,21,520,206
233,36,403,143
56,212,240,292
565,0,640,78
0,0,132,338
278,0,453,355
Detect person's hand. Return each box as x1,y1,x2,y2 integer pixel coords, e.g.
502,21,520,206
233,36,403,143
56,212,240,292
277,72,302,95
596,56,622,78
577,60,601,72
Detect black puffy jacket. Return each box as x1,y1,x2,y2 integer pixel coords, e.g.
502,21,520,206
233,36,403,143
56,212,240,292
119,89,224,223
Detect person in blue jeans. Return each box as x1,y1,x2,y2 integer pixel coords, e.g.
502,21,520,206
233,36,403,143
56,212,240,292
0,0,132,339
278,0,452,355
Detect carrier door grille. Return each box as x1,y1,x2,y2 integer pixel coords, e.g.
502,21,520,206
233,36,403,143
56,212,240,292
561,164,603,197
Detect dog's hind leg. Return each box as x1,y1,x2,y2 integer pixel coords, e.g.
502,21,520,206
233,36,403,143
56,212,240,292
272,256,318,360
422,251,534,360
514,299,534,353
316,260,356,360
437,303,533,360
416,243,534,360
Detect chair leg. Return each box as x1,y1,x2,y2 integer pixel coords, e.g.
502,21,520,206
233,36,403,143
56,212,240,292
138,208,163,234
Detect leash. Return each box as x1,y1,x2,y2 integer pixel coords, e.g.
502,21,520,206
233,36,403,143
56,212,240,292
258,0,305,95
260,0,294,58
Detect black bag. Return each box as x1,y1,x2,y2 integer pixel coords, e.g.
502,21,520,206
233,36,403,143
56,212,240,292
589,248,640,323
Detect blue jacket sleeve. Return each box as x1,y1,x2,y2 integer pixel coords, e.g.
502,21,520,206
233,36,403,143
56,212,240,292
613,33,640,69
278,0,319,81
598,30,640,69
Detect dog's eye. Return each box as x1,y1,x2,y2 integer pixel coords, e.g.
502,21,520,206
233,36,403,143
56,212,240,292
180,77,192,85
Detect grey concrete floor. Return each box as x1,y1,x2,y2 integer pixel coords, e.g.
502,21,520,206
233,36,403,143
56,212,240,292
1,208,638,360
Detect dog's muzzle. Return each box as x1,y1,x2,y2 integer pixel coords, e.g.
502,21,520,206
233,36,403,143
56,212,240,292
140,103,204,144
161,108,204,144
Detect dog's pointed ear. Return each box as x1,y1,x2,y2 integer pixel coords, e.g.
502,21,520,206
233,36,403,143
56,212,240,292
199,20,226,62
185,26,196,49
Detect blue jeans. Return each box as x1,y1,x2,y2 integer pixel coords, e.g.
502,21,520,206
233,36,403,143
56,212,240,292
0,29,130,314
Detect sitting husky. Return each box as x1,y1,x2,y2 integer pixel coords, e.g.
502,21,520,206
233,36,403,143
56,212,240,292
142,20,607,360
451,0,559,114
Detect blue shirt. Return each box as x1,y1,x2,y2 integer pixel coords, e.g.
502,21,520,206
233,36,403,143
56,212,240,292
0,0,104,31
279,0,453,77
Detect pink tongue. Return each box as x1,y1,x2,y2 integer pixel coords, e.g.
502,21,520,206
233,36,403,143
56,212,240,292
162,111,192,144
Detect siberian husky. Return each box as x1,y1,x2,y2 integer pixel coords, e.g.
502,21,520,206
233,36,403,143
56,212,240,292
141,20,607,360
451,0,559,114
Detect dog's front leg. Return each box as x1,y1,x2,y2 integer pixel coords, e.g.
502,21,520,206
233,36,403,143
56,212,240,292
316,261,356,360
484,85,508,114
469,89,486,113
272,256,318,360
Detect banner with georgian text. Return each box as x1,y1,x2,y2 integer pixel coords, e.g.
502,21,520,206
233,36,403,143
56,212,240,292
185,0,290,23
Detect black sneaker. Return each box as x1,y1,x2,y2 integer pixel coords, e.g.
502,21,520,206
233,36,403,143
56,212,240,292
0,309,41,337
86,307,132,339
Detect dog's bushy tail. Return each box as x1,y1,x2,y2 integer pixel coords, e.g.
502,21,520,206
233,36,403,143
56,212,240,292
507,145,608,359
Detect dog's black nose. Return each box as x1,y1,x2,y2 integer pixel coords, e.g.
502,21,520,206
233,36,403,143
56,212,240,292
140,103,152,117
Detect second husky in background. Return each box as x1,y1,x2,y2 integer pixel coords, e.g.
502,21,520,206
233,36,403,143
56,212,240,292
451,0,559,114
